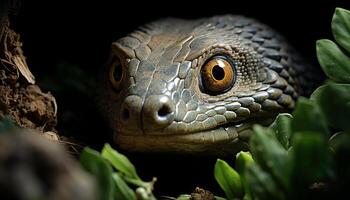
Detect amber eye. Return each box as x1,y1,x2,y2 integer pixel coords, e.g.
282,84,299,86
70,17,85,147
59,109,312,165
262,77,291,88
109,58,124,91
200,55,236,94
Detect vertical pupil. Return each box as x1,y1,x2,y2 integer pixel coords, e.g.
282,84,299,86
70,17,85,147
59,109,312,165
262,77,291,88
113,64,122,81
212,65,225,80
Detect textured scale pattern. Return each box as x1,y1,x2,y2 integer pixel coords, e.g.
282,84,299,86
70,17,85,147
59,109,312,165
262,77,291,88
98,15,319,154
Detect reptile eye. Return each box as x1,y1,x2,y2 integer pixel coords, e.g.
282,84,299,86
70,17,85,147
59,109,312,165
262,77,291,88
109,58,124,91
200,55,236,94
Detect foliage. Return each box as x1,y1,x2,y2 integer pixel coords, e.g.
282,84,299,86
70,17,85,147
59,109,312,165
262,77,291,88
212,7,350,200
80,144,156,200
214,159,243,199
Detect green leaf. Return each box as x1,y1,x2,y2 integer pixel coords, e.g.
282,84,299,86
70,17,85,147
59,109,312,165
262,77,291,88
102,144,156,196
332,8,350,53
121,175,156,197
236,151,254,200
214,159,243,199
269,113,293,149
112,173,137,200
316,39,350,83
242,194,252,200
311,84,350,131
80,147,114,200
289,132,332,192
236,151,254,174
329,131,350,184
329,131,350,152
250,125,289,190
176,194,192,200
215,196,227,200
135,187,157,200
246,165,285,200
102,144,140,180
291,97,329,137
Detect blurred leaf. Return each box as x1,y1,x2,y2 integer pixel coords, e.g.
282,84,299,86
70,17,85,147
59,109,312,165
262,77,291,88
311,84,350,131
246,164,285,200
332,8,350,53
289,132,332,192
236,151,254,200
269,113,293,149
214,159,243,199
102,144,155,196
316,39,350,83
242,194,252,200
250,125,289,190
214,196,227,200
291,97,329,137
0,116,18,133
236,151,254,174
176,194,191,200
112,173,137,200
102,144,140,180
122,175,149,188
329,131,350,186
80,147,114,200
135,187,157,200
329,131,350,152
121,175,156,199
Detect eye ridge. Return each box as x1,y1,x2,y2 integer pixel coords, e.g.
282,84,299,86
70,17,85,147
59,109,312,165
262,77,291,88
200,55,236,95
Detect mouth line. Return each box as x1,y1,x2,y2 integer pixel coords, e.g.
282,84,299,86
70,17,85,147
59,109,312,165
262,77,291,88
114,122,253,153
117,120,247,137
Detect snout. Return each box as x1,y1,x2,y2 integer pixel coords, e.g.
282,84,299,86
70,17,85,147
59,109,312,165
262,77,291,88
119,94,175,133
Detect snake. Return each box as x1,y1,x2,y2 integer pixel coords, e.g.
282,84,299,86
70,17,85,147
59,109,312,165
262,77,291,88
97,15,320,155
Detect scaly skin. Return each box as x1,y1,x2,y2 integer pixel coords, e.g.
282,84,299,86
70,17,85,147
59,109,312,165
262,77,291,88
98,15,318,155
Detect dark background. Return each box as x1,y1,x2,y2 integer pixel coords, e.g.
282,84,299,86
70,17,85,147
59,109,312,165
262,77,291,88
16,0,349,76
12,0,350,197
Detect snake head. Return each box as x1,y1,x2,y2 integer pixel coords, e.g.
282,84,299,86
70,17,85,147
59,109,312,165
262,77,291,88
98,15,316,155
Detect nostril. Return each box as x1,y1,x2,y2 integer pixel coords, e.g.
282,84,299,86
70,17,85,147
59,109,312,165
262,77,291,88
119,95,143,129
142,95,175,129
122,108,130,120
158,105,171,117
